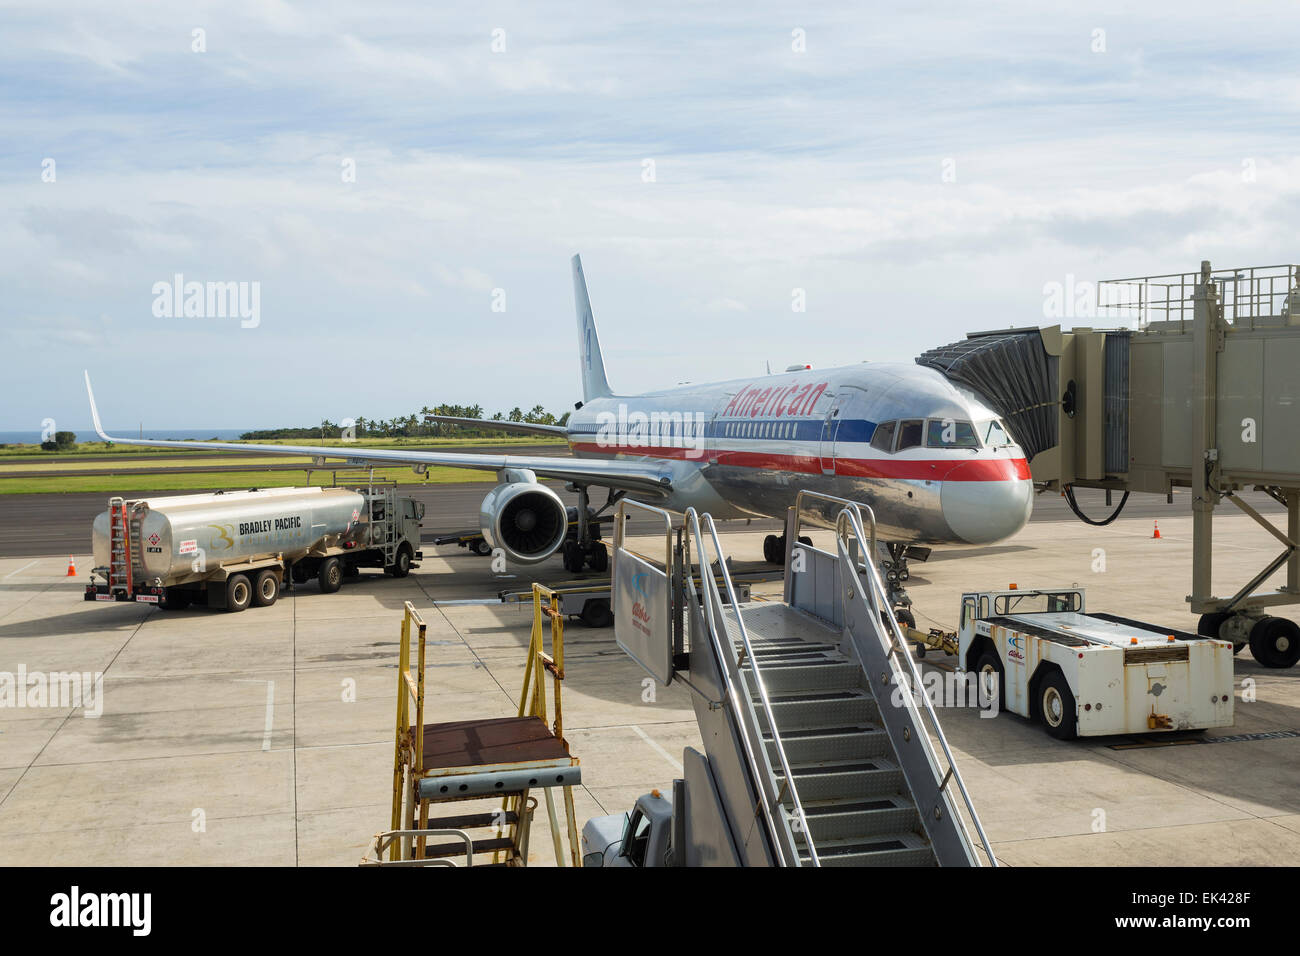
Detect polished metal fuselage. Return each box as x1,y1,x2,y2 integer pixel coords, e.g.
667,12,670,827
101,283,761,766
568,362,1034,545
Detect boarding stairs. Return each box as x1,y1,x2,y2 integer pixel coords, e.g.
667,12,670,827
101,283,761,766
611,491,996,867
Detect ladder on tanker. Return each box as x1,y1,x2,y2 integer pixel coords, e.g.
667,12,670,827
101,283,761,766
107,496,134,596
612,492,997,867
328,472,399,567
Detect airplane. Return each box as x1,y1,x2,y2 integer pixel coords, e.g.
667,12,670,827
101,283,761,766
84,254,1034,616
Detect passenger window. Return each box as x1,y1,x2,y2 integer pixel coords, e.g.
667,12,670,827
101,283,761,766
926,419,980,448
896,420,924,451
870,421,896,453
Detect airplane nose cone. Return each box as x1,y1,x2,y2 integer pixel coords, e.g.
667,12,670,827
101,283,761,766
941,466,1033,545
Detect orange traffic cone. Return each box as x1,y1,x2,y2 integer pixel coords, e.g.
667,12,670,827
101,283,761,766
1152,521,1161,539
66,555,77,576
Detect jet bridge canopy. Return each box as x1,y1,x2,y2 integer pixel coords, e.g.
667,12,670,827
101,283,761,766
916,329,1059,462
918,261,1300,659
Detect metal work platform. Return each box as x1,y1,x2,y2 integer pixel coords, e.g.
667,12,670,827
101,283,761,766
362,597,581,866
609,491,995,866
921,261,1300,668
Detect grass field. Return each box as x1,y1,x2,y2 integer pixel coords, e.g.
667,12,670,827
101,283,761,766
0,465,500,494
0,436,565,493
0,436,565,459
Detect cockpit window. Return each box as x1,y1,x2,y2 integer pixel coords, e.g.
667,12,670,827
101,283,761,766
981,420,1012,447
925,419,980,449
870,420,896,453
896,420,924,451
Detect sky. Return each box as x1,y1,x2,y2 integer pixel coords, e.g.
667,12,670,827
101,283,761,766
2,1,1298,432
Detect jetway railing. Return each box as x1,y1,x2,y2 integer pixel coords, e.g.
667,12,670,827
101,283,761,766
1097,263,1298,329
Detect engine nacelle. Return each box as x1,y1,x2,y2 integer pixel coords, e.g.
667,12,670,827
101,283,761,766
479,480,569,565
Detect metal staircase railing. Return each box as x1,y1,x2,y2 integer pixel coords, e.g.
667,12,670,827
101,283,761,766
830,502,997,867
682,508,819,867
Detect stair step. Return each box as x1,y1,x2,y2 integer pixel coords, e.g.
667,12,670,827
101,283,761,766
416,835,516,859
764,726,890,765
423,809,520,830
742,661,863,694
799,798,921,843
804,834,936,867
765,691,878,730
778,759,905,801
746,644,839,663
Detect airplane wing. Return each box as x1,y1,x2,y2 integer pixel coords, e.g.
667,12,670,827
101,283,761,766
423,415,568,437
84,373,672,497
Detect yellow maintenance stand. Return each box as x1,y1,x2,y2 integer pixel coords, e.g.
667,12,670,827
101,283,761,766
361,593,581,866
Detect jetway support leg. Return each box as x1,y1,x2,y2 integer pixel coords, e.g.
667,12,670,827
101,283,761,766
1289,489,1300,594
1190,260,1220,612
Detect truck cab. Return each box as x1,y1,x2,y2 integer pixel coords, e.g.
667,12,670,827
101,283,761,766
581,790,674,867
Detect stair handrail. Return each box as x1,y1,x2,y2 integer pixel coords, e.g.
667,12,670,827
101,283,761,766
834,505,998,867
684,507,820,867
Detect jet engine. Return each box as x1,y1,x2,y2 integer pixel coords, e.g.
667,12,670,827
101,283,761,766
479,477,569,565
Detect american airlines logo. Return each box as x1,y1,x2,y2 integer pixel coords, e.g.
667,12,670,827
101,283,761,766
595,404,709,459
722,381,828,418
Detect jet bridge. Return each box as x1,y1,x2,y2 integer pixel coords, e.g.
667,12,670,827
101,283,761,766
610,493,995,866
918,261,1300,668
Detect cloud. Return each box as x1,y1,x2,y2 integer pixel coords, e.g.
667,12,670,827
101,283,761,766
3,1,1300,428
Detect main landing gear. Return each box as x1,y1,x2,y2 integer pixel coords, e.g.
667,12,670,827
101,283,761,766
1199,610,1300,668
561,485,617,575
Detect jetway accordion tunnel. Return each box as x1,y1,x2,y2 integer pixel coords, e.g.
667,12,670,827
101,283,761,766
916,261,1300,664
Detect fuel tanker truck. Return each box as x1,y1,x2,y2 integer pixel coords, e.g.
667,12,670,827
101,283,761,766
84,485,423,612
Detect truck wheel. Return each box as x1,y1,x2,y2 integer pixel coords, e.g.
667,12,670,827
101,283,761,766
252,569,279,607
580,598,614,628
318,557,343,594
226,574,253,613
1249,616,1300,668
1039,670,1078,740
973,648,1005,712
389,546,412,578
587,543,609,574
159,587,192,611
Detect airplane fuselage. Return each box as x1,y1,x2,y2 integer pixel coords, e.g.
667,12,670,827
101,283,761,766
567,361,1034,545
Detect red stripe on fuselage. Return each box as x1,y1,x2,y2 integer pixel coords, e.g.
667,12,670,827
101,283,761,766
568,442,1032,481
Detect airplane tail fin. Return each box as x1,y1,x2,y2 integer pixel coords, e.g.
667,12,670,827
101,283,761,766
572,254,613,402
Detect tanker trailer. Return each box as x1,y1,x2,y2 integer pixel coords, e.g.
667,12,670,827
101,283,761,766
85,485,423,612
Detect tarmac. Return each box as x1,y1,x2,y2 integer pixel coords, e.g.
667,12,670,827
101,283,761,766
0,501,1298,866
